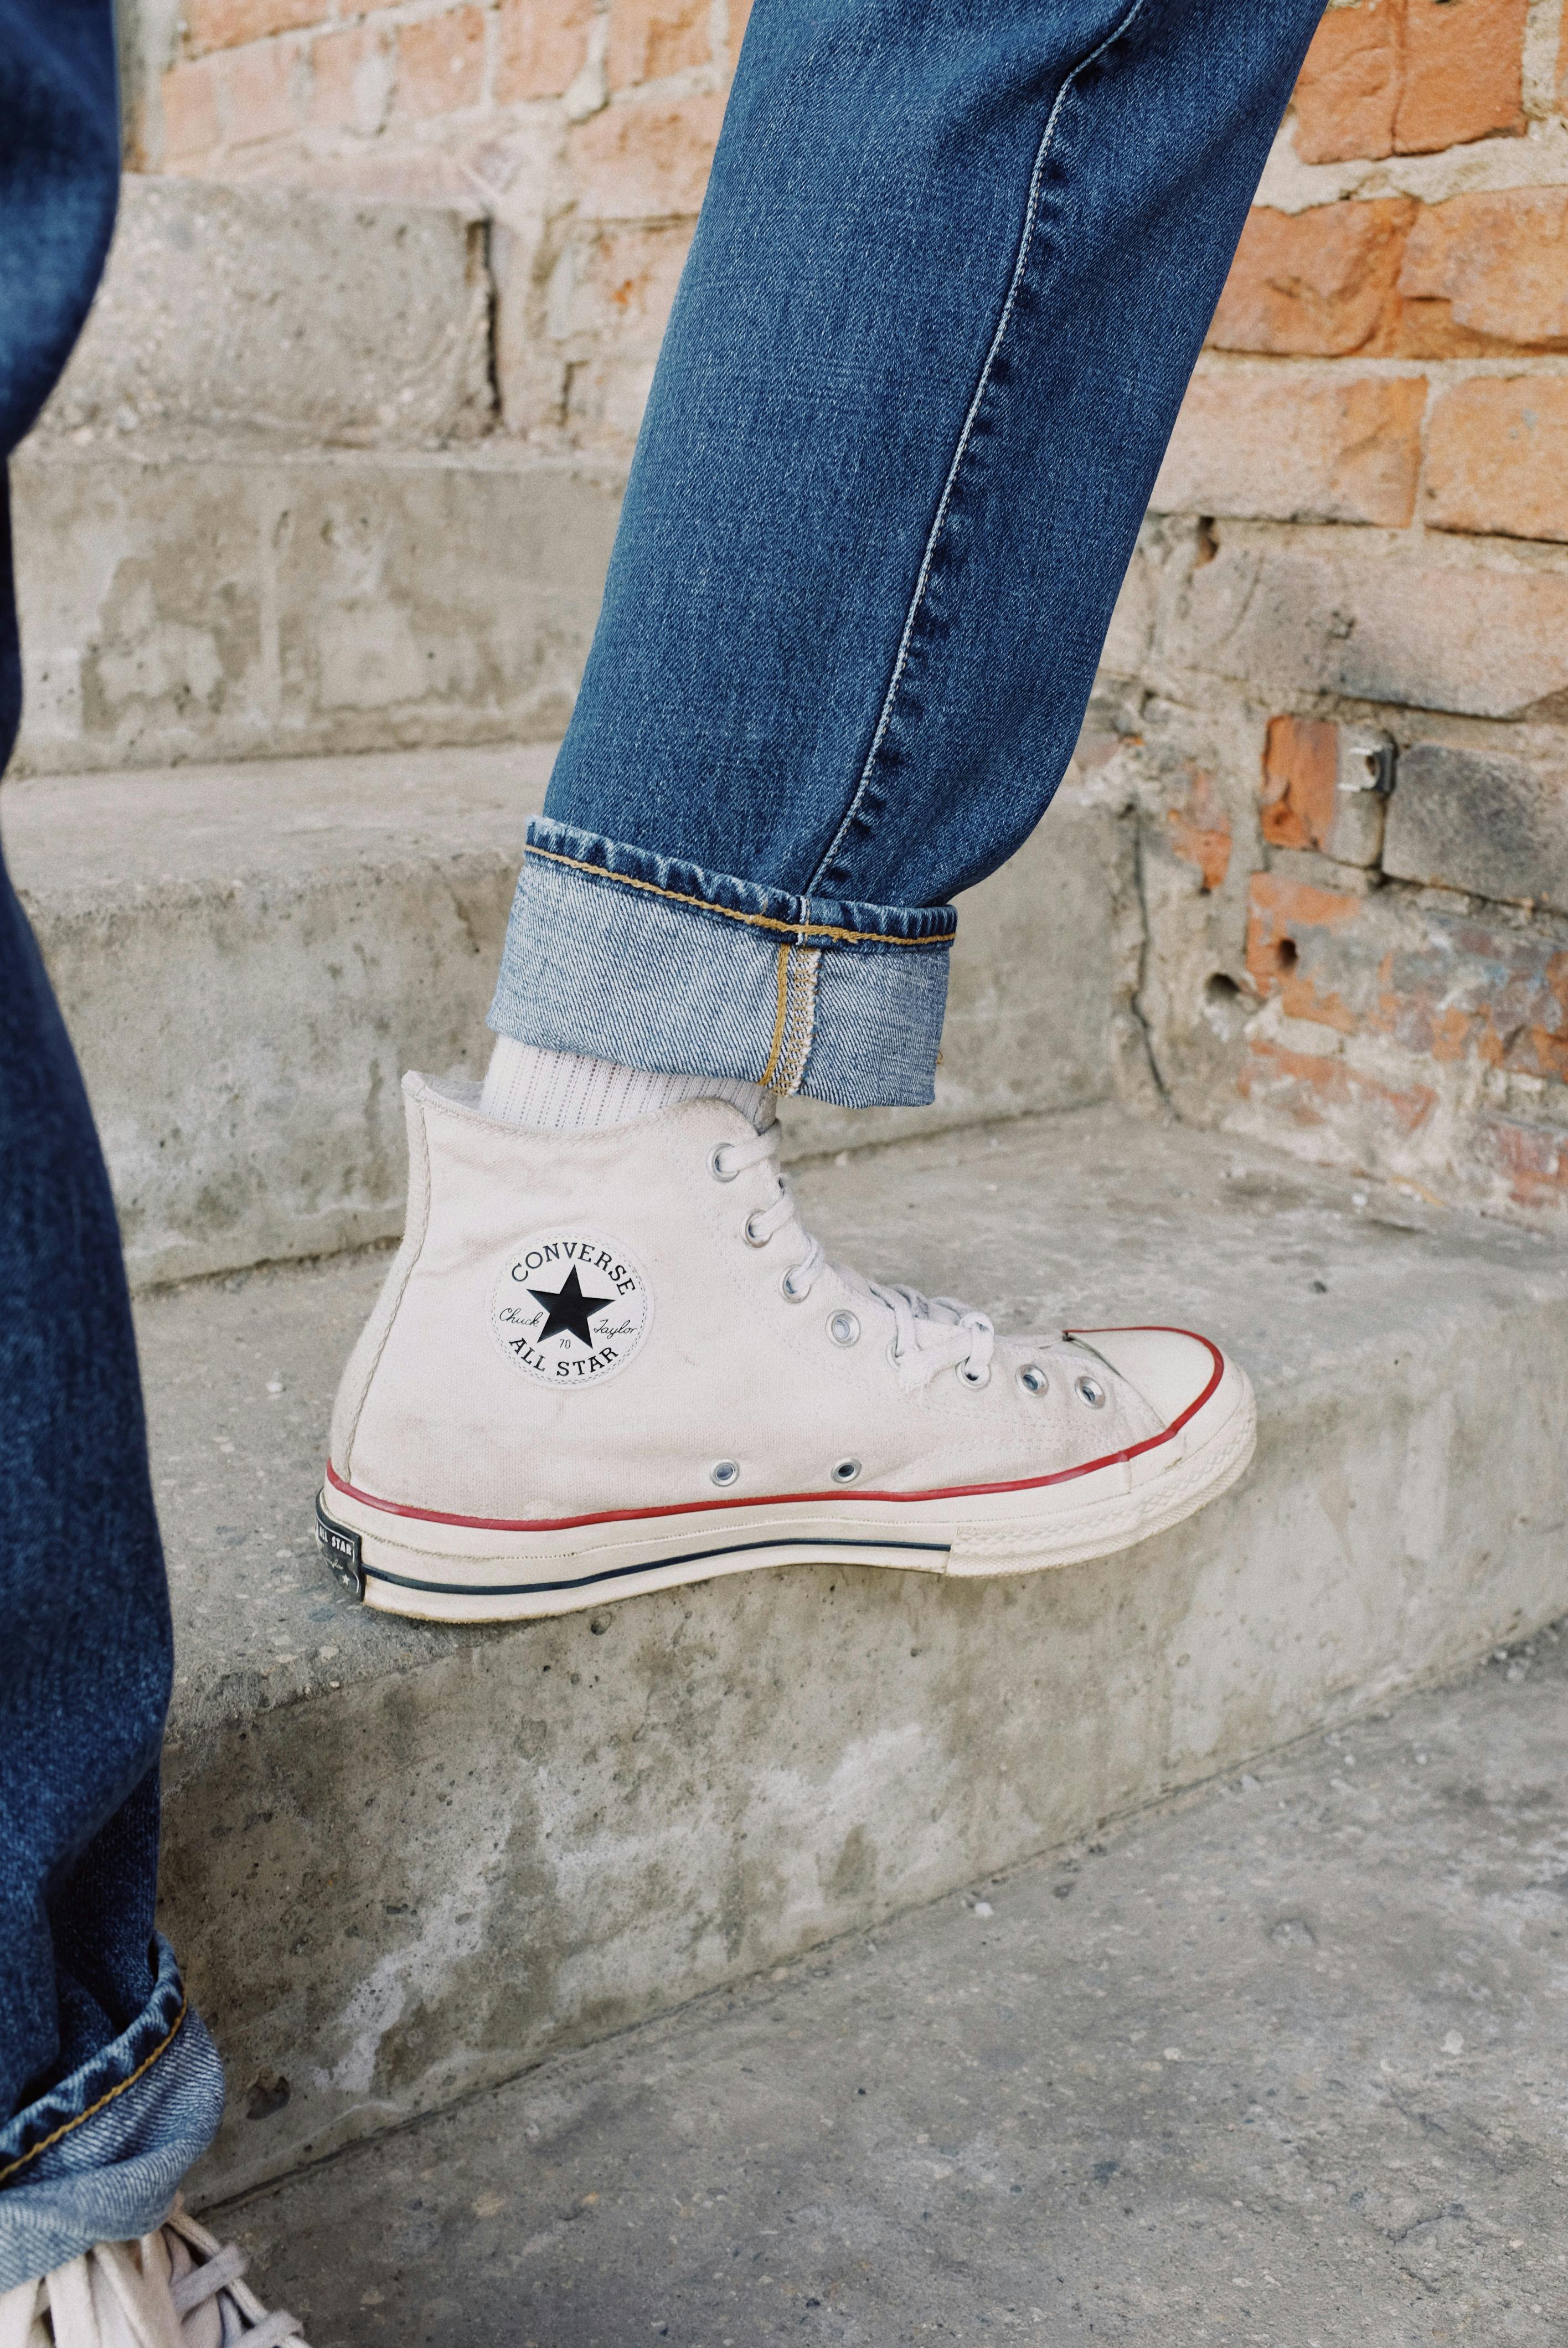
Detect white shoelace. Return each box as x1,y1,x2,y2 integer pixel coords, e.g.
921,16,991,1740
714,1124,998,1393
0,2200,308,2348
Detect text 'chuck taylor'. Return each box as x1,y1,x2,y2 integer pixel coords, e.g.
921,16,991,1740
316,1075,1257,1623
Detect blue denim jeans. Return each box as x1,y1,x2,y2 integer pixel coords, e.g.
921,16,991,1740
0,0,224,2293
492,0,1326,1105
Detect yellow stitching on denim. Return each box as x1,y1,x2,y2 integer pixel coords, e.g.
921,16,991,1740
760,943,792,1089
525,846,949,950
0,1996,188,2187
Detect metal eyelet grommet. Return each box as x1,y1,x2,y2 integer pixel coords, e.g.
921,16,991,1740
709,1144,739,1182
956,1362,992,1390
744,1211,770,1247
828,1310,860,1347
1074,1373,1107,1409
781,1269,809,1302
831,1458,862,1484
1017,1363,1048,1396
710,1459,740,1487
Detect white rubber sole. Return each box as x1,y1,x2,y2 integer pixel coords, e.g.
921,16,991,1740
316,1359,1257,1625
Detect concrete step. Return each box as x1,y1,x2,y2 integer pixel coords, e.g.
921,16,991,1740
3,748,1136,1287
6,436,621,776
34,176,493,453
140,1100,1568,2207
215,1625,1568,2346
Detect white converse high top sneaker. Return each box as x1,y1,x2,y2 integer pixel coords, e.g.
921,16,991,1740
316,1075,1256,1622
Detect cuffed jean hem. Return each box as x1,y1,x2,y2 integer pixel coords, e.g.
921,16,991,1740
488,820,957,1109
0,1935,225,2293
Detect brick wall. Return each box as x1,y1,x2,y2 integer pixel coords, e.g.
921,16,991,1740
128,0,1568,1221
132,0,746,439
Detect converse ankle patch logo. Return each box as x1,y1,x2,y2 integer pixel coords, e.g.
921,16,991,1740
491,1229,653,1387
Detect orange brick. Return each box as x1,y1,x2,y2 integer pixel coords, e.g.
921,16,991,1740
575,223,692,344
1290,0,1401,163
571,90,726,219
1260,717,1340,853
1483,1116,1568,1210
223,34,305,144
1154,370,1425,527
1422,377,1568,544
185,0,326,54
1245,872,1363,1028
308,21,394,132
1209,201,1412,358
726,0,752,75
1237,1037,1437,1138
1399,189,1568,351
494,0,595,101
395,6,487,118
1166,768,1232,893
607,0,711,89
161,56,223,160
1395,0,1525,153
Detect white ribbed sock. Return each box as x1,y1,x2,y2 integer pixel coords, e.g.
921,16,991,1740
481,1036,766,1132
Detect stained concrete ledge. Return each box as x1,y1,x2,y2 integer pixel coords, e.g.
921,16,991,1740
6,438,622,775
2,753,1127,1287
137,1104,1568,2206
33,177,493,450
224,1625,1568,2347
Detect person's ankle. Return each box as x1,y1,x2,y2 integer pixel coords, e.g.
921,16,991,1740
481,1035,766,1133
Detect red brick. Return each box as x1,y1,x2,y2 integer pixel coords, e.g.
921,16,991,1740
1290,0,1401,163
223,34,305,143
1245,872,1363,1032
607,0,711,89
494,0,595,102
161,56,223,161
574,223,691,344
1395,0,1526,153
1482,1116,1568,1209
395,6,487,118
185,0,326,54
1422,377,1568,544
308,22,394,133
571,91,726,219
1399,190,1568,352
1165,768,1232,893
1154,369,1425,526
1209,202,1412,358
1236,1038,1438,1139
1260,718,1340,853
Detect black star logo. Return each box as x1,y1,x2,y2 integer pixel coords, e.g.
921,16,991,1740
528,1263,613,1347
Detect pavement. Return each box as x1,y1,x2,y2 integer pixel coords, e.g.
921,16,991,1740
218,1619,1568,2346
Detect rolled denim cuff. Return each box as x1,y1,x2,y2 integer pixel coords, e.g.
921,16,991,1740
0,1936,225,2294
488,820,957,1109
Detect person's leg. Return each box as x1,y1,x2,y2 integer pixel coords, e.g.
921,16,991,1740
322,0,1323,1623
0,12,302,2332
491,0,1327,1109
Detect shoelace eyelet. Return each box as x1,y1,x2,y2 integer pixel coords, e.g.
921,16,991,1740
956,1362,991,1390
1074,1372,1107,1409
744,1210,770,1247
781,1268,811,1303
709,1144,740,1182
831,1457,862,1484
710,1458,740,1487
828,1310,860,1347
1017,1363,1048,1396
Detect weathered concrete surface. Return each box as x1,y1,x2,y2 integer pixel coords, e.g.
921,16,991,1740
6,439,621,774
33,178,493,450
219,1625,1568,2346
4,758,1127,1286
141,1105,1568,2205
4,745,551,1286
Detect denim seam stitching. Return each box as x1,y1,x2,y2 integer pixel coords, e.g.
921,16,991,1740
760,943,793,1088
525,845,950,950
804,0,1153,896
0,1996,188,2189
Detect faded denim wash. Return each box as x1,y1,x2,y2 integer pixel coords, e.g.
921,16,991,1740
0,0,223,2292
492,0,1327,1105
